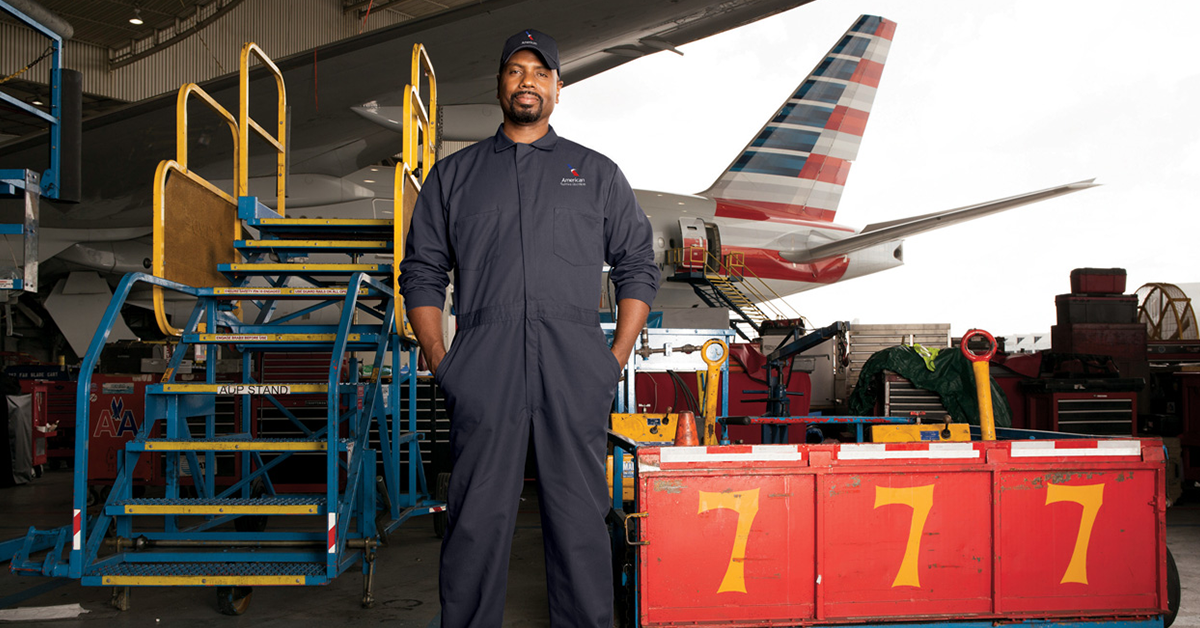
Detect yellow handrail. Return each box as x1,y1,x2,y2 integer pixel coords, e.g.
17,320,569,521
395,43,438,337
238,43,286,216
175,83,239,190
406,43,437,182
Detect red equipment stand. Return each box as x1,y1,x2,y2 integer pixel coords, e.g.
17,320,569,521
86,374,161,486
624,438,1168,627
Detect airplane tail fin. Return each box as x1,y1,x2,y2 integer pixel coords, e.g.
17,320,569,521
703,15,895,224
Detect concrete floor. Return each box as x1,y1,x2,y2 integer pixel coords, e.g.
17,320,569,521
1,468,1197,627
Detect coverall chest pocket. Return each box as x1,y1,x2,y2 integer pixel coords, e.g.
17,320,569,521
454,210,499,271
553,207,603,266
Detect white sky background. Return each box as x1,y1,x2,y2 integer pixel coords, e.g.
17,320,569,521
553,0,1200,338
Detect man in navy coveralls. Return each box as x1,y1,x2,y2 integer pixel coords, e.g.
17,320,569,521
399,29,660,628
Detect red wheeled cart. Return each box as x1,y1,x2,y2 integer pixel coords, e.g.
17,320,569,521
612,436,1175,627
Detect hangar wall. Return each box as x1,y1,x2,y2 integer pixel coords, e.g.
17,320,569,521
1,0,415,104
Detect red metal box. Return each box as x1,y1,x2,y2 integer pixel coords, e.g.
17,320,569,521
1051,323,1147,357
633,439,1166,626
1070,268,1127,295
87,374,159,483
1055,294,1138,326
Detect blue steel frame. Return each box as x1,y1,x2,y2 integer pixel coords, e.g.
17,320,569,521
9,268,441,593
0,0,68,200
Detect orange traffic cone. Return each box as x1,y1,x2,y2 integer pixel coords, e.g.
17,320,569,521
674,411,699,446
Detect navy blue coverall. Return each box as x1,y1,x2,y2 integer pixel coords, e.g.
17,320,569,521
399,125,659,627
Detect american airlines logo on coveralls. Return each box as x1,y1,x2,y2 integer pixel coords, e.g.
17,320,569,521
561,164,585,186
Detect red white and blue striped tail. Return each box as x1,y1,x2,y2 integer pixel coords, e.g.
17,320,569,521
704,15,895,225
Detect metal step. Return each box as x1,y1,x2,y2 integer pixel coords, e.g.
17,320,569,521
182,332,380,348
149,383,330,395
85,561,327,586
129,437,331,452
200,286,385,301
218,263,391,277
107,496,326,516
247,217,392,239
234,239,391,254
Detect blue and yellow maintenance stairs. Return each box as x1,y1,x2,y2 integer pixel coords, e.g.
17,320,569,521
10,42,442,615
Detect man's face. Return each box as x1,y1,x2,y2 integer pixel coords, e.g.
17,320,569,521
497,49,562,125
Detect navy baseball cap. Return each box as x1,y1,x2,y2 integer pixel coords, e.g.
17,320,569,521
499,29,560,72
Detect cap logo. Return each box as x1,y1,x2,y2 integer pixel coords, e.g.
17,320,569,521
525,30,537,44
561,164,586,187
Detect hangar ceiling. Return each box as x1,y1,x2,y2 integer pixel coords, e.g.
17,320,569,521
0,0,478,139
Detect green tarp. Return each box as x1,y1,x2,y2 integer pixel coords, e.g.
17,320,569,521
848,345,1012,427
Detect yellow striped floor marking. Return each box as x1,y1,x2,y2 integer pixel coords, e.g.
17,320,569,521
143,441,326,451
102,575,309,586
124,504,320,515
239,240,390,248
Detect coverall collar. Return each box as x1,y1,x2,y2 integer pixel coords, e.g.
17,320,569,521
493,124,559,152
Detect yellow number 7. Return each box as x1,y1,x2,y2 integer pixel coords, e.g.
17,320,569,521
698,488,760,593
1046,483,1104,584
874,484,934,588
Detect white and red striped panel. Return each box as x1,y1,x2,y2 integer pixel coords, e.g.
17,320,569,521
836,442,980,461
1009,440,1141,458
706,15,896,226
638,439,1148,470
647,445,807,470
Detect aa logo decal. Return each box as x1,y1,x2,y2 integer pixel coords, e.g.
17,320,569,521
561,164,586,187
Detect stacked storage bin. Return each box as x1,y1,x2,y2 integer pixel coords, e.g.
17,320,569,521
1050,269,1149,391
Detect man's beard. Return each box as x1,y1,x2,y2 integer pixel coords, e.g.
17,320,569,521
507,91,543,123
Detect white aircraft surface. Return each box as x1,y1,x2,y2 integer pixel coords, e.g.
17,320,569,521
628,15,1093,311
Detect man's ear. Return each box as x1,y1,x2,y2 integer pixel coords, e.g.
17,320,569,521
556,80,564,103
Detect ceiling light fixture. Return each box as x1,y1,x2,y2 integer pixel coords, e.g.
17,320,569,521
363,179,376,184
30,98,43,106
129,8,144,25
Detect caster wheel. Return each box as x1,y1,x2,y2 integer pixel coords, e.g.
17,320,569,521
433,472,451,539
216,585,253,616
110,586,130,611
1166,547,1180,627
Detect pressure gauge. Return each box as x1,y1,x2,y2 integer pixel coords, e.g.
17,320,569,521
701,339,727,366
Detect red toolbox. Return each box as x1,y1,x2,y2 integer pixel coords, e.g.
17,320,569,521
1070,267,1127,295
1055,294,1138,326
628,439,1167,626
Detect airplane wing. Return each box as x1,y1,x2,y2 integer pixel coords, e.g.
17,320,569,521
0,0,815,230
778,178,1098,263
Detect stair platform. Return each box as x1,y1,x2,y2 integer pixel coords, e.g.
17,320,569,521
183,332,380,349
218,263,391,278
129,437,331,452
247,217,392,239
234,240,391,255
201,286,384,300
149,383,330,395
85,561,328,587
106,496,326,516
